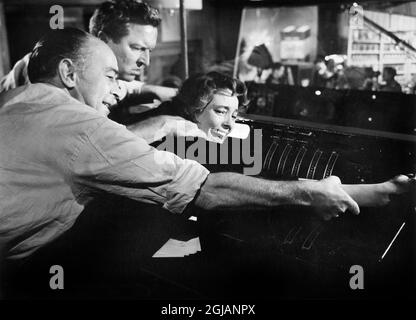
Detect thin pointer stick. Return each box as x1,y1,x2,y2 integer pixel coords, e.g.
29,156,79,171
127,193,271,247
379,222,406,262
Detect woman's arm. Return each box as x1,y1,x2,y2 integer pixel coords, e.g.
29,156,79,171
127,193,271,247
127,115,206,143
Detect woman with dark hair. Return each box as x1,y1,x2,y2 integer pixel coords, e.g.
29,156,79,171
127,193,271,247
129,71,413,207
266,62,294,86
130,71,249,144
168,71,249,143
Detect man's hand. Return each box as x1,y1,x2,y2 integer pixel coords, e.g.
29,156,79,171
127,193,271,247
341,174,415,208
377,174,416,205
304,176,360,221
387,174,416,194
195,173,360,221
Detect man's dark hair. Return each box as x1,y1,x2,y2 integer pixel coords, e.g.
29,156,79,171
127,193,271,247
28,28,92,83
89,0,161,43
384,66,397,78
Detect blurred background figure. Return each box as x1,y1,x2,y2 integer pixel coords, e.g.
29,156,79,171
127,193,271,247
312,57,339,88
403,73,416,94
333,61,349,90
312,57,327,87
361,67,380,91
380,66,402,92
235,38,258,82
247,43,274,83
323,58,338,89
266,62,294,85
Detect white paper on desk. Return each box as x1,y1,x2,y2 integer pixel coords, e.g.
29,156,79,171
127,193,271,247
152,237,201,258
186,237,201,254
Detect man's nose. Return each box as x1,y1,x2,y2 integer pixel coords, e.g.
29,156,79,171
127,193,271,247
137,50,150,68
111,83,122,102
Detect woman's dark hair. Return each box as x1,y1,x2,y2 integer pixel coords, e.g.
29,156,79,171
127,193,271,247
89,0,161,43
169,72,249,123
28,28,92,83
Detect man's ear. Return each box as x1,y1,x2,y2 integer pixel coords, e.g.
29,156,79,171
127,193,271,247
57,58,77,88
97,31,110,43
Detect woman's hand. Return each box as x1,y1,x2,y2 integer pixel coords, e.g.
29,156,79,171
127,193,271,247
128,115,207,143
163,116,207,140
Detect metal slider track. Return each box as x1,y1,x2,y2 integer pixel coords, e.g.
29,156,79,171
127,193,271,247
323,151,339,179
307,149,323,180
263,140,279,171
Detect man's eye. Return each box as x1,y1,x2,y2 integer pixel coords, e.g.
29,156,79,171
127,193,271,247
130,46,147,52
215,109,226,115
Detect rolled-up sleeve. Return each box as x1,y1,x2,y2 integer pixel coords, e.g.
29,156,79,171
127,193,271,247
69,118,209,214
117,79,145,101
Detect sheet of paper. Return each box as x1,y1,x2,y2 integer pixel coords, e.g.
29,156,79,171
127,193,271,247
152,237,201,258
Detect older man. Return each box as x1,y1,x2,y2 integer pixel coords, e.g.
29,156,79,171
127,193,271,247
0,27,361,254
5,27,416,299
0,28,367,299
1,0,176,104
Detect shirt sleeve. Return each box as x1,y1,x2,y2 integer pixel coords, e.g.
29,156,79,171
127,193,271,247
0,54,30,93
69,118,209,214
0,70,16,93
117,79,146,101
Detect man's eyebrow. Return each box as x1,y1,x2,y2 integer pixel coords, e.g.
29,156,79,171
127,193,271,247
106,68,119,76
129,42,146,47
213,105,230,109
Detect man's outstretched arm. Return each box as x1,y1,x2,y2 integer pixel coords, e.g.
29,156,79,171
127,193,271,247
194,173,360,220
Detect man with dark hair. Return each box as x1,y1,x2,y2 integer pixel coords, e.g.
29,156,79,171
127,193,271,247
89,0,173,100
0,28,371,297
89,0,161,43
1,0,176,103
0,0,191,142
28,29,92,82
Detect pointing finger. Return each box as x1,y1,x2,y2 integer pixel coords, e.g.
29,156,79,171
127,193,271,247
345,193,360,216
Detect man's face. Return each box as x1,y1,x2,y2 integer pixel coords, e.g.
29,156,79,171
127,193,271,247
195,91,239,144
74,39,119,116
106,23,158,81
383,70,392,82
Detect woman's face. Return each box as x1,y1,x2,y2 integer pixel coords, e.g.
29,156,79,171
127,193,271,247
195,91,239,143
